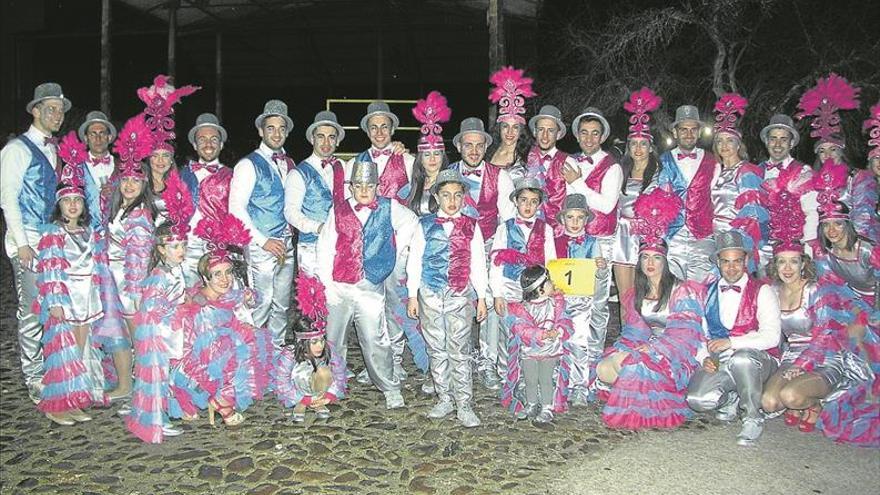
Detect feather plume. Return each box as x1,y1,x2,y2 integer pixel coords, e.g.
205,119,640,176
763,165,807,252
631,187,682,245
623,87,662,114
58,131,88,169
864,102,880,159
713,92,748,136
412,90,452,151
812,158,850,218
137,74,201,146
113,114,154,165
296,272,328,322
488,66,536,103
160,169,194,239
796,73,860,117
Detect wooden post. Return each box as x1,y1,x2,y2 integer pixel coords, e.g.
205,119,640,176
101,0,111,114
168,0,178,78
215,31,223,120
488,0,506,123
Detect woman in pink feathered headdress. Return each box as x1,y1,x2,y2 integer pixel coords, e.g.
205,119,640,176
486,66,536,183
595,186,708,430
796,73,860,171
709,92,768,274
612,87,664,300
405,90,453,216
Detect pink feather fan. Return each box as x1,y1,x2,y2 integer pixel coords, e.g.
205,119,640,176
412,90,452,151
160,170,194,242
624,87,662,140
489,66,536,124
796,73,860,147
112,114,153,180
631,186,682,252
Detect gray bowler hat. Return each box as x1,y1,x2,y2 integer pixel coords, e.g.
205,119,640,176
671,105,704,128
452,117,493,149
78,110,117,141
306,110,345,144
712,230,747,261
430,169,470,195
509,177,546,203
350,161,379,185
254,99,294,131
359,101,400,134
759,114,800,147
528,105,566,139
188,113,228,146
571,107,610,142
556,193,593,223
26,82,72,113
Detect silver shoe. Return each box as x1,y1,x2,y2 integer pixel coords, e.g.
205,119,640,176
427,399,455,419
457,406,481,428
291,412,306,423
384,390,406,410
736,418,764,446
715,396,740,422
162,423,183,437
393,364,408,382
28,382,44,405
480,369,501,391
315,407,331,420
356,369,372,385
534,405,554,424
420,379,436,395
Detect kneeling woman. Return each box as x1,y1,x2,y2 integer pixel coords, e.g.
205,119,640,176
596,188,706,430
170,214,274,426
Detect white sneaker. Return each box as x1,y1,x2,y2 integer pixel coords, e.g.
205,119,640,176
384,390,405,409
737,418,764,446
715,396,740,422
356,369,372,385
162,423,183,437
420,379,435,395
457,406,481,428
480,369,501,391
534,406,554,424
315,407,331,420
427,399,455,419
393,364,408,382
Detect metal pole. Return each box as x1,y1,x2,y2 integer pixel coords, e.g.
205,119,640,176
488,0,506,123
215,31,223,120
168,0,178,78
101,0,112,114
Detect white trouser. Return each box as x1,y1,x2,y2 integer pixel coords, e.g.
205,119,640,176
667,228,716,283
11,256,43,387
244,236,295,347
419,287,475,406
687,348,778,420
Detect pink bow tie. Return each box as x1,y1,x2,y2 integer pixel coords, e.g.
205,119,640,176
355,201,378,212
462,167,482,177
540,154,552,163
766,161,784,171
435,216,464,226
516,218,534,228
272,152,290,163
192,162,219,173
576,154,594,164
720,284,742,293
371,148,392,158
90,155,111,166
321,157,338,169
44,136,59,147
677,151,698,160
569,234,586,244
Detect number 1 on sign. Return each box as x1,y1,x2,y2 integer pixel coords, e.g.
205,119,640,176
565,270,572,286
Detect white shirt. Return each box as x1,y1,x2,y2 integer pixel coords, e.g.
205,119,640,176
315,197,417,291
406,211,489,299
489,215,558,300
343,146,415,199
283,153,341,235
0,125,59,256
669,146,706,183
459,160,517,224
564,149,624,215
763,155,818,242
186,158,221,232
229,142,289,247
696,274,781,363
84,152,115,188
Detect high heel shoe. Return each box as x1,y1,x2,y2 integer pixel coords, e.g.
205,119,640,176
208,398,244,427
783,410,802,426
799,405,821,433
67,409,93,423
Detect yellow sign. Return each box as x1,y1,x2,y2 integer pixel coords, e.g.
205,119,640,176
547,258,597,296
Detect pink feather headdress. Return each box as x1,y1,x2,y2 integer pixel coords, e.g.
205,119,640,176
763,165,809,255
412,90,452,152
489,66,536,125
812,158,850,222
795,73,860,149
713,93,748,138
631,186,682,254
193,211,251,270
863,102,880,160
624,87,662,141
112,114,152,181
160,169,194,243
295,272,328,338
56,131,87,201
137,74,200,153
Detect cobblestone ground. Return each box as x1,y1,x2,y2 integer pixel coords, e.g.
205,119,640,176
0,254,727,495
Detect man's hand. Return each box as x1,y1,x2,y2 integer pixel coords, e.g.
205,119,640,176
391,141,409,155
407,298,419,320
702,357,718,373
17,246,36,268
562,163,582,184
494,297,507,317
476,299,488,322
707,338,732,353
262,238,285,257
595,257,608,271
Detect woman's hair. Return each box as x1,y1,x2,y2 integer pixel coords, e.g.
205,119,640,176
293,326,331,373
486,121,533,166
619,142,662,194
147,152,175,193
811,147,852,171
818,210,858,253
712,134,750,163
196,250,247,286
51,191,91,228
108,164,159,222
765,253,818,284
148,223,175,272
520,265,550,301
406,151,449,216
634,252,679,316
